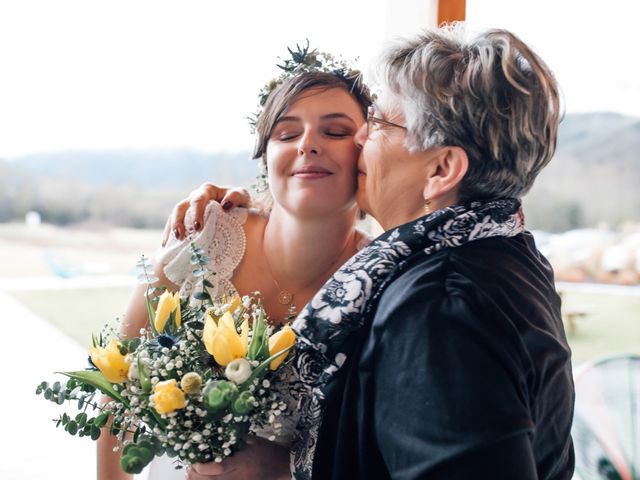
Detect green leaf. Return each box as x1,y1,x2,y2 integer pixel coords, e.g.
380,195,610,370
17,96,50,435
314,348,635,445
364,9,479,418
59,370,128,407
90,424,101,440
109,419,121,436
192,268,208,278
66,420,78,435
75,412,88,428
128,337,141,353
241,345,293,390
94,412,109,428
146,287,158,335
137,356,152,393
193,291,210,301
248,308,269,361
44,389,52,400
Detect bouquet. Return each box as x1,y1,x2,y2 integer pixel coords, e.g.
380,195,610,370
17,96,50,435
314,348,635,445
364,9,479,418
36,247,296,474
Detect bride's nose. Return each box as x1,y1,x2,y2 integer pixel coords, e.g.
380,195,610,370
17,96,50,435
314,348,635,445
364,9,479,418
297,130,321,156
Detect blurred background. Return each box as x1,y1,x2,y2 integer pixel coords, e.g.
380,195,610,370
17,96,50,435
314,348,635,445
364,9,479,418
1,1,638,479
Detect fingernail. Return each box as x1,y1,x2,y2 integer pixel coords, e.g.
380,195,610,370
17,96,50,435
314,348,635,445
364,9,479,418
222,201,233,211
174,228,180,239
194,221,201,231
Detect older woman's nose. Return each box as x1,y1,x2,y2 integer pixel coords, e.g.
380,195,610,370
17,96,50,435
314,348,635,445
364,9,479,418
297,130,321,156
354,122,367,149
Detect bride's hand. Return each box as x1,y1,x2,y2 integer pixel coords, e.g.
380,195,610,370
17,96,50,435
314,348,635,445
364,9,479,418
186,436,291,480
162,183,251,246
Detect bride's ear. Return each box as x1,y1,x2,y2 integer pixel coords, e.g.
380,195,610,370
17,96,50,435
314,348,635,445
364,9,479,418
423,147,468,201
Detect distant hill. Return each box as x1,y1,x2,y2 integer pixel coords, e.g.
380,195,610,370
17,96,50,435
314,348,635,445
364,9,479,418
12,148,256,187
523,112,640,231
1,112,639,231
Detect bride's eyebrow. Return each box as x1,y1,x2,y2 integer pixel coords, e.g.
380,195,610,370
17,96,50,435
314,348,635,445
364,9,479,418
275,116,300,125
321,113,356,125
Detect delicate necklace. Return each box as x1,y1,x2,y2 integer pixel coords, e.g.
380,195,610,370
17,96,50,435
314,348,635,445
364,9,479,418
262,228,355,310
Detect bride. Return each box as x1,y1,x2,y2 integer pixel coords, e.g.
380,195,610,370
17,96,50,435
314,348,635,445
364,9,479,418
97,54,372,479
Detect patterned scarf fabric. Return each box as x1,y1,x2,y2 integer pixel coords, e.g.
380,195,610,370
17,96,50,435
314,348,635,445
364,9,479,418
290,198,526,479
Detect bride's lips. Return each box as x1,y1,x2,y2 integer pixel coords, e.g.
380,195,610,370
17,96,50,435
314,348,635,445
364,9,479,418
291,165,332,179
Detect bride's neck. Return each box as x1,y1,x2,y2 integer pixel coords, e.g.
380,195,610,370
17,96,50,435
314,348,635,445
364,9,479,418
263,206,358,288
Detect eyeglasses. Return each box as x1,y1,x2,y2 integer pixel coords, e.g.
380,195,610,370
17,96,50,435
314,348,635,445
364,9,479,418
366,106,407,137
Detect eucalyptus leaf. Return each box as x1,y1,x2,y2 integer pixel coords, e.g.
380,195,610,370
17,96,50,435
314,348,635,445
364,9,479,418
193,291,210,301
94,412,109,428
192,268,208,277
66,420,78,435
90,424,101,440
75,412,88,428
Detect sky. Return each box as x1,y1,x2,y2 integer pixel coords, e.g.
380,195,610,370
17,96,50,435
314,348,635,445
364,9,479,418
0,0,638,158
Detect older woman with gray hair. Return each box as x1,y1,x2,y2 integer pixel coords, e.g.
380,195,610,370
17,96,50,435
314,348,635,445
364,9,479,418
177,24,574,480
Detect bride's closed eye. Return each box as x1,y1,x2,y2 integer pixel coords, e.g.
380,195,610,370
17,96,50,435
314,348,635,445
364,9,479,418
275,130,301,141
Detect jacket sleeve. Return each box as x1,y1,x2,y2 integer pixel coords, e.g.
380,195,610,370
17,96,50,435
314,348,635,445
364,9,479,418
369,271,537,479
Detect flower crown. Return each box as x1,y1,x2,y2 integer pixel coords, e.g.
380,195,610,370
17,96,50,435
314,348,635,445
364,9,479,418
247,40,362,132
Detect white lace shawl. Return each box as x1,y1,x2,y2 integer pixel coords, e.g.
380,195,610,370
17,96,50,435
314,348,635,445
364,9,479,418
156,202,248,300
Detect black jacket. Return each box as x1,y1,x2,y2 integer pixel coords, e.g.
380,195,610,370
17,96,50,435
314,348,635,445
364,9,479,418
312,233,575,480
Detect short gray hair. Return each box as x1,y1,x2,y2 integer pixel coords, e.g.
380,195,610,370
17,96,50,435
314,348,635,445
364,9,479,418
374,23,561,201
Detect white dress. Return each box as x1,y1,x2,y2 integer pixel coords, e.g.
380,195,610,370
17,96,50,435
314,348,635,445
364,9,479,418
145,202,300,480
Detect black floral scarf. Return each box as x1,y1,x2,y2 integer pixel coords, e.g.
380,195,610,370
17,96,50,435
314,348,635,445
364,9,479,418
289,198,526,479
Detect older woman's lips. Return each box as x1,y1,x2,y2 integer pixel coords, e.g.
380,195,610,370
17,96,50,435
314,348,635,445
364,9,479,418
292,166,332,179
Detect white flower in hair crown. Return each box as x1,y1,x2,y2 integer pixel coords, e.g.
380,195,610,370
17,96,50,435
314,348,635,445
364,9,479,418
247,40,362,133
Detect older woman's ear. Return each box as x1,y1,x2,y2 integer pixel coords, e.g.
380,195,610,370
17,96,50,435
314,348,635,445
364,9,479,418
423,147,468,209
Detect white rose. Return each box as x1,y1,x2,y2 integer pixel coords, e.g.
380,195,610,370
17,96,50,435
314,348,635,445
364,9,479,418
225,358,252,384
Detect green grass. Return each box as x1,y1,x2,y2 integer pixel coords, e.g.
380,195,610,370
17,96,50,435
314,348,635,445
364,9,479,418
10,287,134,347
561,291,640,363
9,288,640,363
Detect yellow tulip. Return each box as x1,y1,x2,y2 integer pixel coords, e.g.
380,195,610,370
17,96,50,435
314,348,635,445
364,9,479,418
155,291,181,332
151,379,186,415
240,319,249,357
203,312,247,367
218,312,235,330
228,295,242,313
89,339,130,383
268,325,296,371
203,312,218,353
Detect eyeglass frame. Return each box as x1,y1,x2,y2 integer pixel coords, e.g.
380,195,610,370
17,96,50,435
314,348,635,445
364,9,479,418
366,105,407,136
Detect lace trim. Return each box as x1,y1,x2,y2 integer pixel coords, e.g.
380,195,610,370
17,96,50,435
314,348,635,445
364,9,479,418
157,202,248,301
